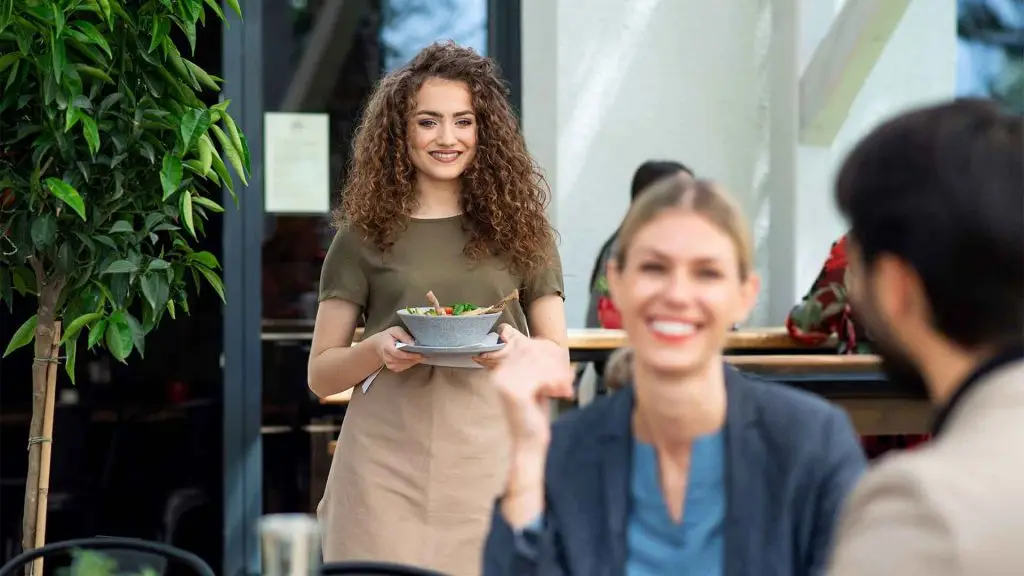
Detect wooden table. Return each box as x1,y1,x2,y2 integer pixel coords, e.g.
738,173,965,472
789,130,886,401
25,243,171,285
288,326,928,436
263,325,827,348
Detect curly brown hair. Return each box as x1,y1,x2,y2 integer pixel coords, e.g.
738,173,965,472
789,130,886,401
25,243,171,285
333,41,554,277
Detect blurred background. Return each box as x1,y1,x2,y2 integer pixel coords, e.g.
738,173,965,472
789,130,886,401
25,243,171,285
1,0,1020,574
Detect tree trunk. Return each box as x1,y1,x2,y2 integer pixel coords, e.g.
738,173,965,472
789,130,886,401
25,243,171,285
21,279,61,575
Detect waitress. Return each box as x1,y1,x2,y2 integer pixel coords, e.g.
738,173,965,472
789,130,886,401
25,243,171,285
307,42,568,575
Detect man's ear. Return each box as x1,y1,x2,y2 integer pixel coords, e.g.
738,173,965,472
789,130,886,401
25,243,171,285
871,254,919,324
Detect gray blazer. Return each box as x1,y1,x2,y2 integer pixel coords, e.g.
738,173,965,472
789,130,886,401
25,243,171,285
828,352,1024,575
484,365,867,576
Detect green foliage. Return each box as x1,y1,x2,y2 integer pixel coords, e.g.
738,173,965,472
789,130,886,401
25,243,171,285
0,0,249,380
56,549,161,576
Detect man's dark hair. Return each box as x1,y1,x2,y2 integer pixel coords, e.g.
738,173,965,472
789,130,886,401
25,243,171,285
836,98,1023,348
630,160,693,201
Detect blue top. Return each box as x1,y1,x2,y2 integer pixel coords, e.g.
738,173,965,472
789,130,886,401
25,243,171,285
483,366,868,576
627,432,725,576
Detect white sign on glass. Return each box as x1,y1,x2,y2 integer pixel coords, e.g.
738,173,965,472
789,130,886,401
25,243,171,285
264,112,330,214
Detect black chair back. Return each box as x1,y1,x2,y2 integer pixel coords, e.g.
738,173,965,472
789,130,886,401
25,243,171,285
0,537,214,576
320,561,447,575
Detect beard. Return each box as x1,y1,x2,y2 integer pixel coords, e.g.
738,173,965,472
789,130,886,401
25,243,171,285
852,288,932,400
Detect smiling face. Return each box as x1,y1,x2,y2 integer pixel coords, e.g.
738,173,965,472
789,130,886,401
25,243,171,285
607,209,759,377
406,77,478,185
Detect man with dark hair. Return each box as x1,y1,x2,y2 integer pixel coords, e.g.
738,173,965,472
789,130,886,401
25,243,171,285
828,99,1024,574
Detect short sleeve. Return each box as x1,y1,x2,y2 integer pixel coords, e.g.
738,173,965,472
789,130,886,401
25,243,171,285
521,231,565,308
318,227,369,306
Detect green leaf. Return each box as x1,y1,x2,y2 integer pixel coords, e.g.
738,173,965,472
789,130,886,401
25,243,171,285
221,113,249,171
105,310,133,362
161,153,182,200
11,267,37,296
65,104,82,131
65,334,78,384
203,0,225,21
192,195,224,213
180,190,196,238
0,52,18,74
100,260,138,275
179,108,211,155
185,60,219,91
180,17,197,55
97,93,122,117
209,144,234,197
60,312,104,345
0,0,12,34
44,178,87,221
4,58,18,91
55,241,74,275
81,115,100,156
125,312,146,358
237,131,251,172
190,250,220,269
197,133,214,174
108,220,133,234
71,20,112,57
87,319,106,349
141,273,170,313
96,0,112,24
163,39,199,91
183,159,208,177
52,3,65,38
210,124,247,186
195,265,225,303
148,258,171,271
223,0,240,19
51,33,66,84
31,214,57,248
75,64,114,84
149,14,170,52
3,314,37,357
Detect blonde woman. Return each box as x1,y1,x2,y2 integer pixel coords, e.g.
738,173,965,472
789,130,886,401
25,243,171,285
483,177,866,575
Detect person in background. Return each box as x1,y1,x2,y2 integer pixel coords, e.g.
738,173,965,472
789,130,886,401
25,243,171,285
586,160,694,330
484,176,866,575
786,234,930,458
308,42,569,575
827,99,1024,574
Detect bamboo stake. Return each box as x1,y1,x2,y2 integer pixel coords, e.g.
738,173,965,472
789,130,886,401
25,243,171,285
22,280,62,576
31,321,60,576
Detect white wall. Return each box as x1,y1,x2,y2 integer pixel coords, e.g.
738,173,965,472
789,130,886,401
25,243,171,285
522,0,957,327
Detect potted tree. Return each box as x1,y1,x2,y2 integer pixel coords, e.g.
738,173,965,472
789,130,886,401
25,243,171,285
0,0,248,565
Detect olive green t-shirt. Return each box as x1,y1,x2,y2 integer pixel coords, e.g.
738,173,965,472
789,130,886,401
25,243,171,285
319,215,564,338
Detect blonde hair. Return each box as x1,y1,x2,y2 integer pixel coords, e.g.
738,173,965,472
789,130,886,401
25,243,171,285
603,177,753,391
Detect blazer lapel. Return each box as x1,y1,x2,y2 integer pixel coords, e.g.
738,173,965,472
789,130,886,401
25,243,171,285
722,366,768,576
598,386,634,576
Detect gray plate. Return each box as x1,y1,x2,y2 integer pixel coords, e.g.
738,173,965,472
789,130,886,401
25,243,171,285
397,342,506,356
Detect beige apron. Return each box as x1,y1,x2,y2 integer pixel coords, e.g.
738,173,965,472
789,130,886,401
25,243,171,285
318,364,510,576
